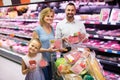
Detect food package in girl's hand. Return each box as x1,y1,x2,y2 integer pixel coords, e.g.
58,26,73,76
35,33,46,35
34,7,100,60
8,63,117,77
39,58,48,67
64,49,83,64
29,60,36,65
86,51,106,80
50,39,62,49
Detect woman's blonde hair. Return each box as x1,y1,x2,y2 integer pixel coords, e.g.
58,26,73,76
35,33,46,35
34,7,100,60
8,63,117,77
39,7,54,26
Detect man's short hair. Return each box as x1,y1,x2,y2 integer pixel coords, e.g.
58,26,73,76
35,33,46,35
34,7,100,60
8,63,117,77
66,2,76,9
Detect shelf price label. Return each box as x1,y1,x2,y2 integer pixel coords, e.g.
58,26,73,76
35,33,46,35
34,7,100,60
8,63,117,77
112,50,117,54
116,37,120,41
104,49,108,52
107,49,112,53
110,22,116,25
94,35,99,38
104,36,114,40
118,64,120,67
102,22,107,24
90,21,95,24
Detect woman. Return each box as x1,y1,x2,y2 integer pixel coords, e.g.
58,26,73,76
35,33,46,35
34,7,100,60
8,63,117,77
32,7,56,80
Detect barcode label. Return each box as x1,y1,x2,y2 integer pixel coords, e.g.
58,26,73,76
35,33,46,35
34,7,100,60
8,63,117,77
104,36,114,40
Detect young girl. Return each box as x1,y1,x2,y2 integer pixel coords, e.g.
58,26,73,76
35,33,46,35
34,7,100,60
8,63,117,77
21,38,45,80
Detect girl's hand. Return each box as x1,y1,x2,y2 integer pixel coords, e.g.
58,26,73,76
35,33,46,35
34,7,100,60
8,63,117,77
29,64,36,70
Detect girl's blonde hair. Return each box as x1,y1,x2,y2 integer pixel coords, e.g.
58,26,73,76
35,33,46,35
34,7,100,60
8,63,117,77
29,38,42,48
39,7,54,26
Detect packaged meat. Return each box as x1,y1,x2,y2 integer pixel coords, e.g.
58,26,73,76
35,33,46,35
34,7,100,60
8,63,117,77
50,39,62,49
70,58,86,74
100,8,110,23
64,50,82,64
109,8,120,23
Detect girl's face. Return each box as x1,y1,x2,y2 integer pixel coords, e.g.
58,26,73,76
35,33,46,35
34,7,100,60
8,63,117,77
44,12,54,24
28,40,40,54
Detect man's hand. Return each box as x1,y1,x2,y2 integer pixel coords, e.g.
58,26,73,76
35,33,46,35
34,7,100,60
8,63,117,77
62,37,68,43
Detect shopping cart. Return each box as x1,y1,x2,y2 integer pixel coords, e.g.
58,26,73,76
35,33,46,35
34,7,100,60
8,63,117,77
51,53,64,80
50,43,85,80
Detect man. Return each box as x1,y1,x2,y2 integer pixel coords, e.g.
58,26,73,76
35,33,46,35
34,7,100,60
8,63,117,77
55,2,88,47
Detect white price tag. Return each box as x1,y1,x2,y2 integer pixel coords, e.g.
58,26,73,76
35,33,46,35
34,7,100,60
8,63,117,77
90,21,94,24
116,37,120,41
94,35,99,38
104,36,114,40
78,48,84,52
118,64,120,67
66,54,74,61
111,22,116,25
56,52,61,58
102,22,107,24
112,50,117,54
105,49,107,52
70,74,77,77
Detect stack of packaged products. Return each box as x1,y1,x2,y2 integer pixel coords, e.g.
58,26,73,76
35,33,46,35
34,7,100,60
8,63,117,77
49,32,106,80
54,45,106,80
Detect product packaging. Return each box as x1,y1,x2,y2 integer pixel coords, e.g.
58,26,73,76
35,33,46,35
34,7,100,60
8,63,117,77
86,51,106,80
50,39,63,49
100,8,110,23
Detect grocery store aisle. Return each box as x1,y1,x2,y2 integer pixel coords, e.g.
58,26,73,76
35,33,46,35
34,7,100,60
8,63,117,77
0,56,25,80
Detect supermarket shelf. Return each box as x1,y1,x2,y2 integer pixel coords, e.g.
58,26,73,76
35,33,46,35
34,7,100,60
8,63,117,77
89,34,120,41
99,59,120,74
0,32,31,39
0,34,29,46
0,47,23,64
88,47,120,55
1,18,120,26
84,20,120,26
0,25,34,31
85,21,101,24
0,18,38,22
98,59,120,68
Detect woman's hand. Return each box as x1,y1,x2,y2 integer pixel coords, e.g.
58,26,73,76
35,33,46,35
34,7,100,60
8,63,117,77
48,47,58,52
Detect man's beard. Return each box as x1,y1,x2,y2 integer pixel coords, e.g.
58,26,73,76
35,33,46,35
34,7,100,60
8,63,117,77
67,14,74,19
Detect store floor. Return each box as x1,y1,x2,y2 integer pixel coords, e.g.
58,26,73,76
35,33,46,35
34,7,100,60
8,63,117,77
0,56,25,80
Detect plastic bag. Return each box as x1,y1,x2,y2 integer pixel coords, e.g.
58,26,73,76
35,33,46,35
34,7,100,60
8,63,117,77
86,51,106,80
